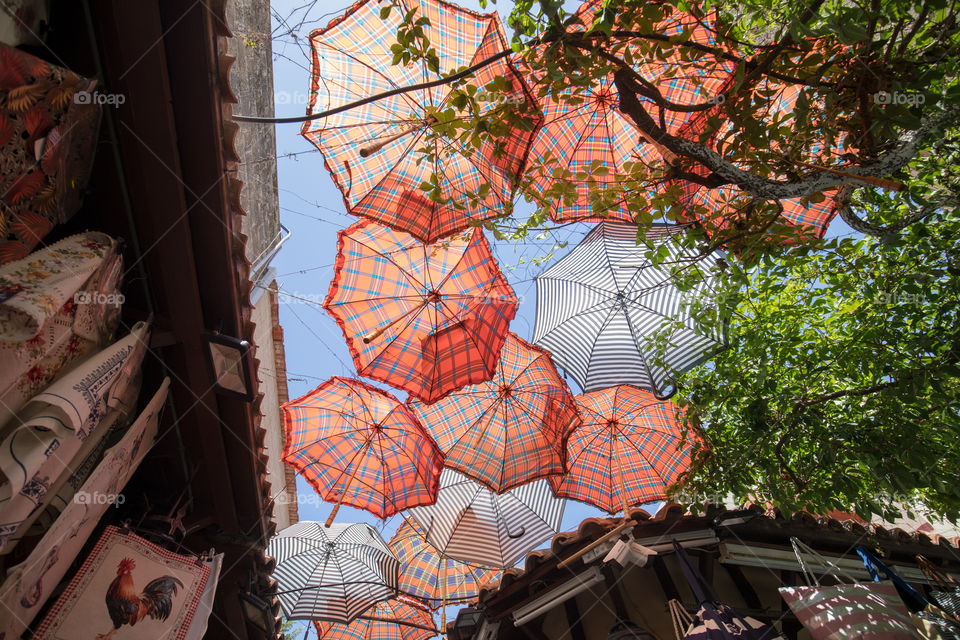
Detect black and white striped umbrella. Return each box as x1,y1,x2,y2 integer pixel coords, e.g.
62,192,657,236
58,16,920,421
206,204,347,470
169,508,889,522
268,521,400,622
405,469,564,568
533,222,726,398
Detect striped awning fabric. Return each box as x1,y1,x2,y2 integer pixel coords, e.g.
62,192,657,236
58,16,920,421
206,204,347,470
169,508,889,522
405,469,564,568
533,222,727,397
268,521,399,623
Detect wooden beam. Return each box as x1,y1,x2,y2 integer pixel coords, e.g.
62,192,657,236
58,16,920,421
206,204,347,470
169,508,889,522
650,556,682,602
563,597,588,640
722,564,761,610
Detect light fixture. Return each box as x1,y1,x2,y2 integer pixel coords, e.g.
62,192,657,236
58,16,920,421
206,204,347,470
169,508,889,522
239,587,274,633
512,566,604,627
454,607,486,634
604,539,657,568
633,529,719,553
718,542,935,583
713,510,758,527
202,331,255,401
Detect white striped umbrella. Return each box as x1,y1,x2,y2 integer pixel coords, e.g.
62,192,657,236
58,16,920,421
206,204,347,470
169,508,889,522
404,469,564,568
268,522,399,623
533,222,726,398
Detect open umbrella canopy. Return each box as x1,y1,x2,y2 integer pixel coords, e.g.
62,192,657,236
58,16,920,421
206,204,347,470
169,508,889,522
313,596,438,640
389,519,501,609
407,332,580,493
405,469,565,568
550,385,693,514
526,0,732,223
268,521,400,623
325,220,518,404
302,0,540,243
533,221,726,398
282,377,444,523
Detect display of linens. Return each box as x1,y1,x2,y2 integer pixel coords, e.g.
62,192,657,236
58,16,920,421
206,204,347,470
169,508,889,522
0,321,149,553
0,379,168,638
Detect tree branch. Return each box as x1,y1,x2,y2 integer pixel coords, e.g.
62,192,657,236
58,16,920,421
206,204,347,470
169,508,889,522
835,184,939,236
613,67,960,200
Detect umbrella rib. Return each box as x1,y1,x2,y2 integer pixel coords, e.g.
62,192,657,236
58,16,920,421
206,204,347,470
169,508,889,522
619,422,678,491
340,234,428,291
440,392,502,455
561,99,608,182
284,426,380,460
350,126,435,216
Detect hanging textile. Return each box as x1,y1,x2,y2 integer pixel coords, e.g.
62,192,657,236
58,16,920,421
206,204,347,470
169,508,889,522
0,379,168,637
779,537,922,640
183,552,223,640
672,541,785,640
917,556,960,620
0,231,122,428
0,44,101,262
0,321,150,553
33,524,210,640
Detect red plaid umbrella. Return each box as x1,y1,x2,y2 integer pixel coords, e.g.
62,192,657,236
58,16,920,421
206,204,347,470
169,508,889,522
313,597,438,640
325,221,518,404
389,519,500,610
302,0,540,244
549,385,693,514
526,1,731,223
675,80,841,241
282,377,444,525
407,332,580,493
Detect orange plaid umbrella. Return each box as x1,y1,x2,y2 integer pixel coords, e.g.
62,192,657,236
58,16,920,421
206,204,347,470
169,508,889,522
549,385,693,514
302,0,540,243
390,520,500,610
407,333,581,493
282,377,443,524
325,221,518,404
313,597,438,640
525,1,732,223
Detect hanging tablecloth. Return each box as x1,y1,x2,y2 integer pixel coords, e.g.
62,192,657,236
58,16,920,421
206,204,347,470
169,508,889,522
0,231,122,428
0,378,168,638
0,320,149,553
0,43,101,262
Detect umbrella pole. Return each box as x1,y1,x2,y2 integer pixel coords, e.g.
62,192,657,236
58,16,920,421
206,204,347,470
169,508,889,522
613,424,632,518
360,616,439,633
441,561,447,634
325,439,373,527
362,299,429,344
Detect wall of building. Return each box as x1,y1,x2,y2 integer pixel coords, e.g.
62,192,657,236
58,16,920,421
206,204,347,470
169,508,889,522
225,0,282,273
251,280,298,529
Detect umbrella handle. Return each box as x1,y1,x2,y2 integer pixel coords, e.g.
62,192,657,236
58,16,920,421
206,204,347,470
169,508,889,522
362,299,429,344
359,125,421,157
325,439,372,527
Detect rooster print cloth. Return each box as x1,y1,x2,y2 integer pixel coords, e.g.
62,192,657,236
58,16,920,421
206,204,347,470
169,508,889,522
33,526,210,640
